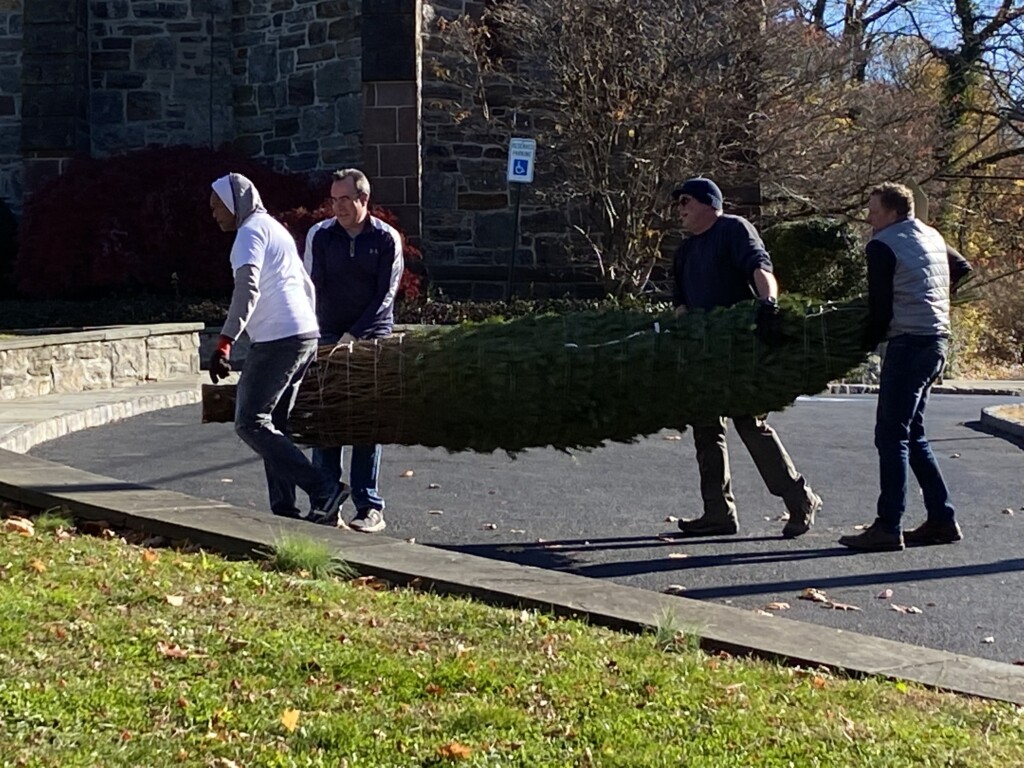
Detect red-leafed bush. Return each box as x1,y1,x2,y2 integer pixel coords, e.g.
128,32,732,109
14,146,425,303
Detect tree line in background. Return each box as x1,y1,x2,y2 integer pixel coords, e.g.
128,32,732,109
439,0,1024,366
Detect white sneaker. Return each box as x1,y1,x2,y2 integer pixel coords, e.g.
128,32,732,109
349,508,386,533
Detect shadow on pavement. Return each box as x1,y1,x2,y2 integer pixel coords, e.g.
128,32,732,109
965,419,1024,450
662,558,1024,600
438,536,842,572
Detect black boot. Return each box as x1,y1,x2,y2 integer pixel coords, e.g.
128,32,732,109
677,514,739,537
783,493,822,539
904,519,963,545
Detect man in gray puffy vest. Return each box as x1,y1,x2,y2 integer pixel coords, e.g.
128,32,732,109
839,182,972,552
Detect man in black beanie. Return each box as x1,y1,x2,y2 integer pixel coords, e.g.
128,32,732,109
670,177,822,538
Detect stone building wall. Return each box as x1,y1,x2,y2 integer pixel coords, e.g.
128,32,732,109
420,0,597,299
86,0,362,173
87,0,234,156
360,0,420,238
230,0,363,173
0,0,21,206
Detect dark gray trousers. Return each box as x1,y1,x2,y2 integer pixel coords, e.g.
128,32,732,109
691,416,816,521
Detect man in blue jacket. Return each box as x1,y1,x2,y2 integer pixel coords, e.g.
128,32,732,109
304,169,404,533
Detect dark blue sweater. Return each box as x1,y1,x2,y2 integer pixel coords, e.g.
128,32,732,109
672,215,773,311
308,216,404,339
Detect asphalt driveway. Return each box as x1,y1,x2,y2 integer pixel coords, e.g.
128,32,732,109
30,393,1024,663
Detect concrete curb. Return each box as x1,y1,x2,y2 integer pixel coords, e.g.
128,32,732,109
981,405,1024,441
829,383,1024,397
0,377,204,454
1,448,1023,706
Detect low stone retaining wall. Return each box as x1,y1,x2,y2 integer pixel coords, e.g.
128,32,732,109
0,324,203,400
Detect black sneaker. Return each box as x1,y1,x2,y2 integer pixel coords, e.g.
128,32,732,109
303,482,351,526
904,519,963,545
783,493,822,539
677,514,739,537
350,507,386,533
838,523,904,552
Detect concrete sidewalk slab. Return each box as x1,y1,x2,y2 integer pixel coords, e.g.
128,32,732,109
2,448,1022,706
0,376,206,454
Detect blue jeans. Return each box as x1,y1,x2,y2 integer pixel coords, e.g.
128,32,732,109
312,445,384,512
234,336,334,516
874,334,956,533
311,333,385,512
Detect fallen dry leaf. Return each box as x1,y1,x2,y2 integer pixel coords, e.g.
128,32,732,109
165,595,185,607
437,741,473,760
1002,508,1015,516
982,636,996,644
156,641,190,659
876,588,894,600
664,584,687,594
950,452,961,459
765,602,791,611
427,509,444,516
812,676,828,689
405,537,417,544
401,469,415,478
3,517,34,536
482,523,497,530
427,483,440,490
142,549,159,564
280,708,300,732
664,515,679,523
754,609,774,617
29,559,46,573
800,587,830,603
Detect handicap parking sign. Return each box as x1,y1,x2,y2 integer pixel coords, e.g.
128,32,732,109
507,138,536,183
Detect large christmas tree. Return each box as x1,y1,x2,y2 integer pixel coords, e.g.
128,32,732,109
203,296,870,453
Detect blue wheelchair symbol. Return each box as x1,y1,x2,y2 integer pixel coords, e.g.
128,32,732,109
513,159,529,176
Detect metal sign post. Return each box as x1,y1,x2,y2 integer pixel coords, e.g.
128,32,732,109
506,137,536,301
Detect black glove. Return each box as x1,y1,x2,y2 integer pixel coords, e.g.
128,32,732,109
755,297,784,346
208,336,232,384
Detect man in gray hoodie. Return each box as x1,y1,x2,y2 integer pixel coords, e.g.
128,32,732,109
209,173,349,524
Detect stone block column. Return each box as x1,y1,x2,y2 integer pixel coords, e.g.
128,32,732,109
361,0,420,240
20,0,88,196
0,0,24,207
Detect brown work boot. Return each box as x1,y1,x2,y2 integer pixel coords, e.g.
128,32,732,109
838,522,904,552
903,519,963,546
782,493,822,539
677,514,739,537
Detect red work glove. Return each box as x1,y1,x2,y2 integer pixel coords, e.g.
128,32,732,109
208,334,233,384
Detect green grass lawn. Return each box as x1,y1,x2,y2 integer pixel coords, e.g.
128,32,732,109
1,505,1022,768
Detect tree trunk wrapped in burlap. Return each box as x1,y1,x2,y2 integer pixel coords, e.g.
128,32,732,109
202,296,870,453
